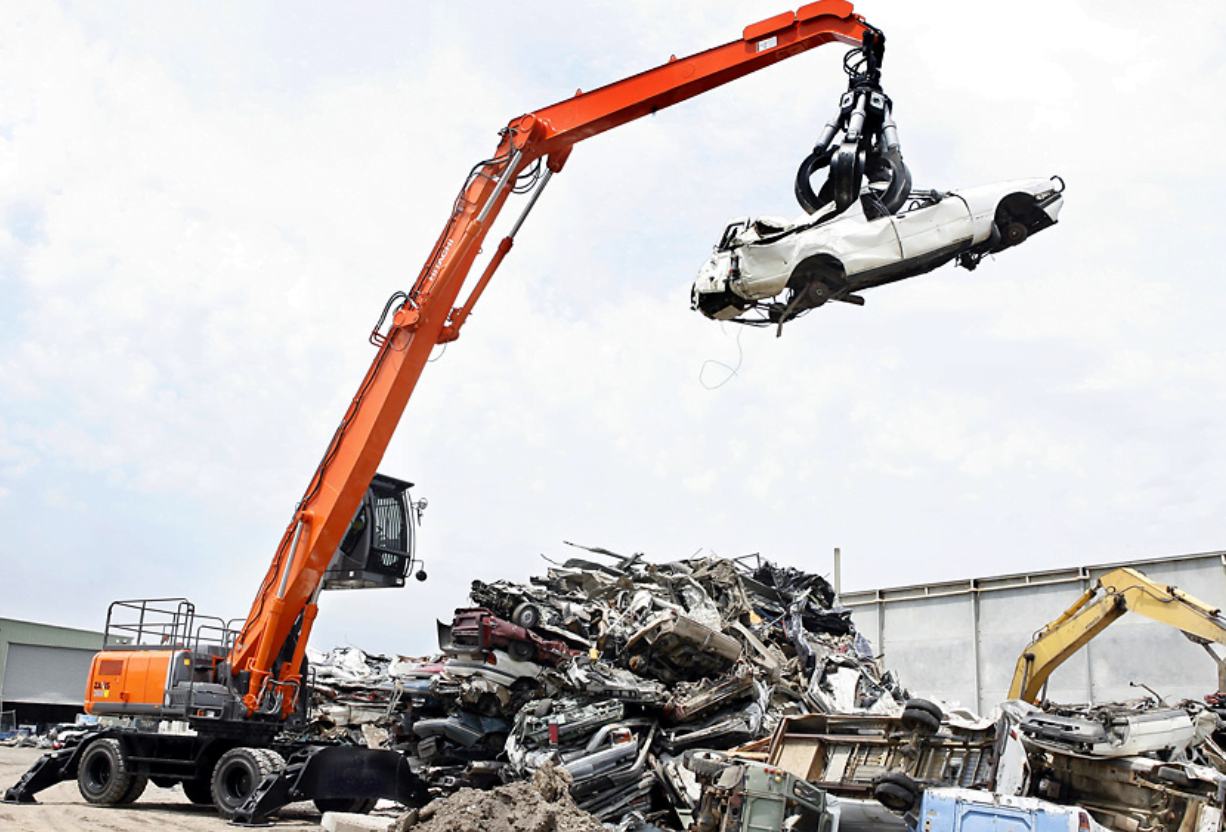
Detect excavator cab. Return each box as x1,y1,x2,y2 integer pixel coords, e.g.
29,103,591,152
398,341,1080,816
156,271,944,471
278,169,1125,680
322,473,425,590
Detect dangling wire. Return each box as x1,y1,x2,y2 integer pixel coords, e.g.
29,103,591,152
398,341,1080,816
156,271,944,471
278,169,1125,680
699,323,746,390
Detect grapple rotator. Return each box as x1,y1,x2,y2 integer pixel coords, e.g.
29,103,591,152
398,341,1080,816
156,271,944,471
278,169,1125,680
795,26,911,221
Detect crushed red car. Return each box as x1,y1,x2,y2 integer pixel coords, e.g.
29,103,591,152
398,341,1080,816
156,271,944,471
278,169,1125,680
438,607,579,666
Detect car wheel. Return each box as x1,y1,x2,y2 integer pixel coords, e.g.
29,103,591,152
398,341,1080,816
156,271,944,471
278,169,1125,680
901,707,941,736
181,776,214,805
315,797,378,814
512,603,541,629
1004,221,1028,247
77,738,139,806
683,749,730,778
508,640,536,662
211,747,281,819
789,258,843,312
903,699,943,720
874,772,920,813
804,281,831,307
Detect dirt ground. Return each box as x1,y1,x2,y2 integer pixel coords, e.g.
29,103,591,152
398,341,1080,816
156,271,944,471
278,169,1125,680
0,746,325,832
394,764,604,832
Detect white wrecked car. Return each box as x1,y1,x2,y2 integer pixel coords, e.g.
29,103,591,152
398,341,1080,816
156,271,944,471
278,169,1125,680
691,177,1064,329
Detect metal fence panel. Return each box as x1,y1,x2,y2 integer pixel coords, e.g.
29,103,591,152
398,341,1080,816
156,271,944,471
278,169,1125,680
842,551,1226,714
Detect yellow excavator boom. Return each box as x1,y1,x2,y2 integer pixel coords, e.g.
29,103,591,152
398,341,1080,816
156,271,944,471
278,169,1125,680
1009,566,1226,703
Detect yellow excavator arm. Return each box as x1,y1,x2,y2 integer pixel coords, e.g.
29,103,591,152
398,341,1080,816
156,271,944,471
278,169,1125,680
1009,566,1226,703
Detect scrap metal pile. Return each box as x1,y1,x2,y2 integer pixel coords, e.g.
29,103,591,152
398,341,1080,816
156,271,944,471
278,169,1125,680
304,553,1226,832
307,548,905,824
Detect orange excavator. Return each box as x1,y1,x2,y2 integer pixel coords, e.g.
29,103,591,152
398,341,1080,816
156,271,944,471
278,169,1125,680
4,2,890,823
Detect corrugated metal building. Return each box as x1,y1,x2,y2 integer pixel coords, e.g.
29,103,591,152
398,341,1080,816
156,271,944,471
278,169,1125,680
843,550,1226,714
0,617,110,728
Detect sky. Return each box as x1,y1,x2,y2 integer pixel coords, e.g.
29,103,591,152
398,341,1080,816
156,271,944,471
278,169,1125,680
2,0,1225,657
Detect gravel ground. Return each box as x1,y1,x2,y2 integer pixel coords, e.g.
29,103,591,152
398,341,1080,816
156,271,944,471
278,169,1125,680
0,745,324,832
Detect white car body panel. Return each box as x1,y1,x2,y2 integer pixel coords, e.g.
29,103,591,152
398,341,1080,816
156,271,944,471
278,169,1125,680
894,193,974,258
692,176,1064,324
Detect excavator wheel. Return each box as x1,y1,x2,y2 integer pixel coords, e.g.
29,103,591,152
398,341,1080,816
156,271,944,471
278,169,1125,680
77,738,142,806
181,776,214,805
211,747,283,819
117,771,149,805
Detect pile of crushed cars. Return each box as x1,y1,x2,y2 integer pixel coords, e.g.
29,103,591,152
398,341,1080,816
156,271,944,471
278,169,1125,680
305,548,1226,832
0,721,96,751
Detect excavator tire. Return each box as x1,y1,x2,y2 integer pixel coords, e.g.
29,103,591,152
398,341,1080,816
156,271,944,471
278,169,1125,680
256,748,286,772
116,771,149,804
181,776,214,805
212,747,282,819
77,738,138,806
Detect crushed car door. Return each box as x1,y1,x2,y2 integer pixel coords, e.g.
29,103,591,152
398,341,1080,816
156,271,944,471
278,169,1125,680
822,207,903,279
893,194,973,263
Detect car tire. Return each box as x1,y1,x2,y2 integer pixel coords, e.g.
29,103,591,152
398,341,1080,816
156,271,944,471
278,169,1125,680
181,776,214,805
804,281,831,308
1004,221,1028,247
512,603,541,629
211,747,280,819
790,257,843,312
77,738,139,806
903,699,943,720
508,640,536,662
682,749,730,778
874,772,920,813
901,707,941,736
315,797,378,814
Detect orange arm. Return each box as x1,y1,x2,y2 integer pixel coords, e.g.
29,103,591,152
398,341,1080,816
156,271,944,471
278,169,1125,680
230,0,873,718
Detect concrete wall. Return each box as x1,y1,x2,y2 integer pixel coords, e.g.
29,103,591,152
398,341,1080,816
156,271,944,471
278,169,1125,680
841,551,1226,714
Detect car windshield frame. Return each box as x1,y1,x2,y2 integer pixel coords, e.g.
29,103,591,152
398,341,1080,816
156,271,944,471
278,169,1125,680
716,220,748,252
